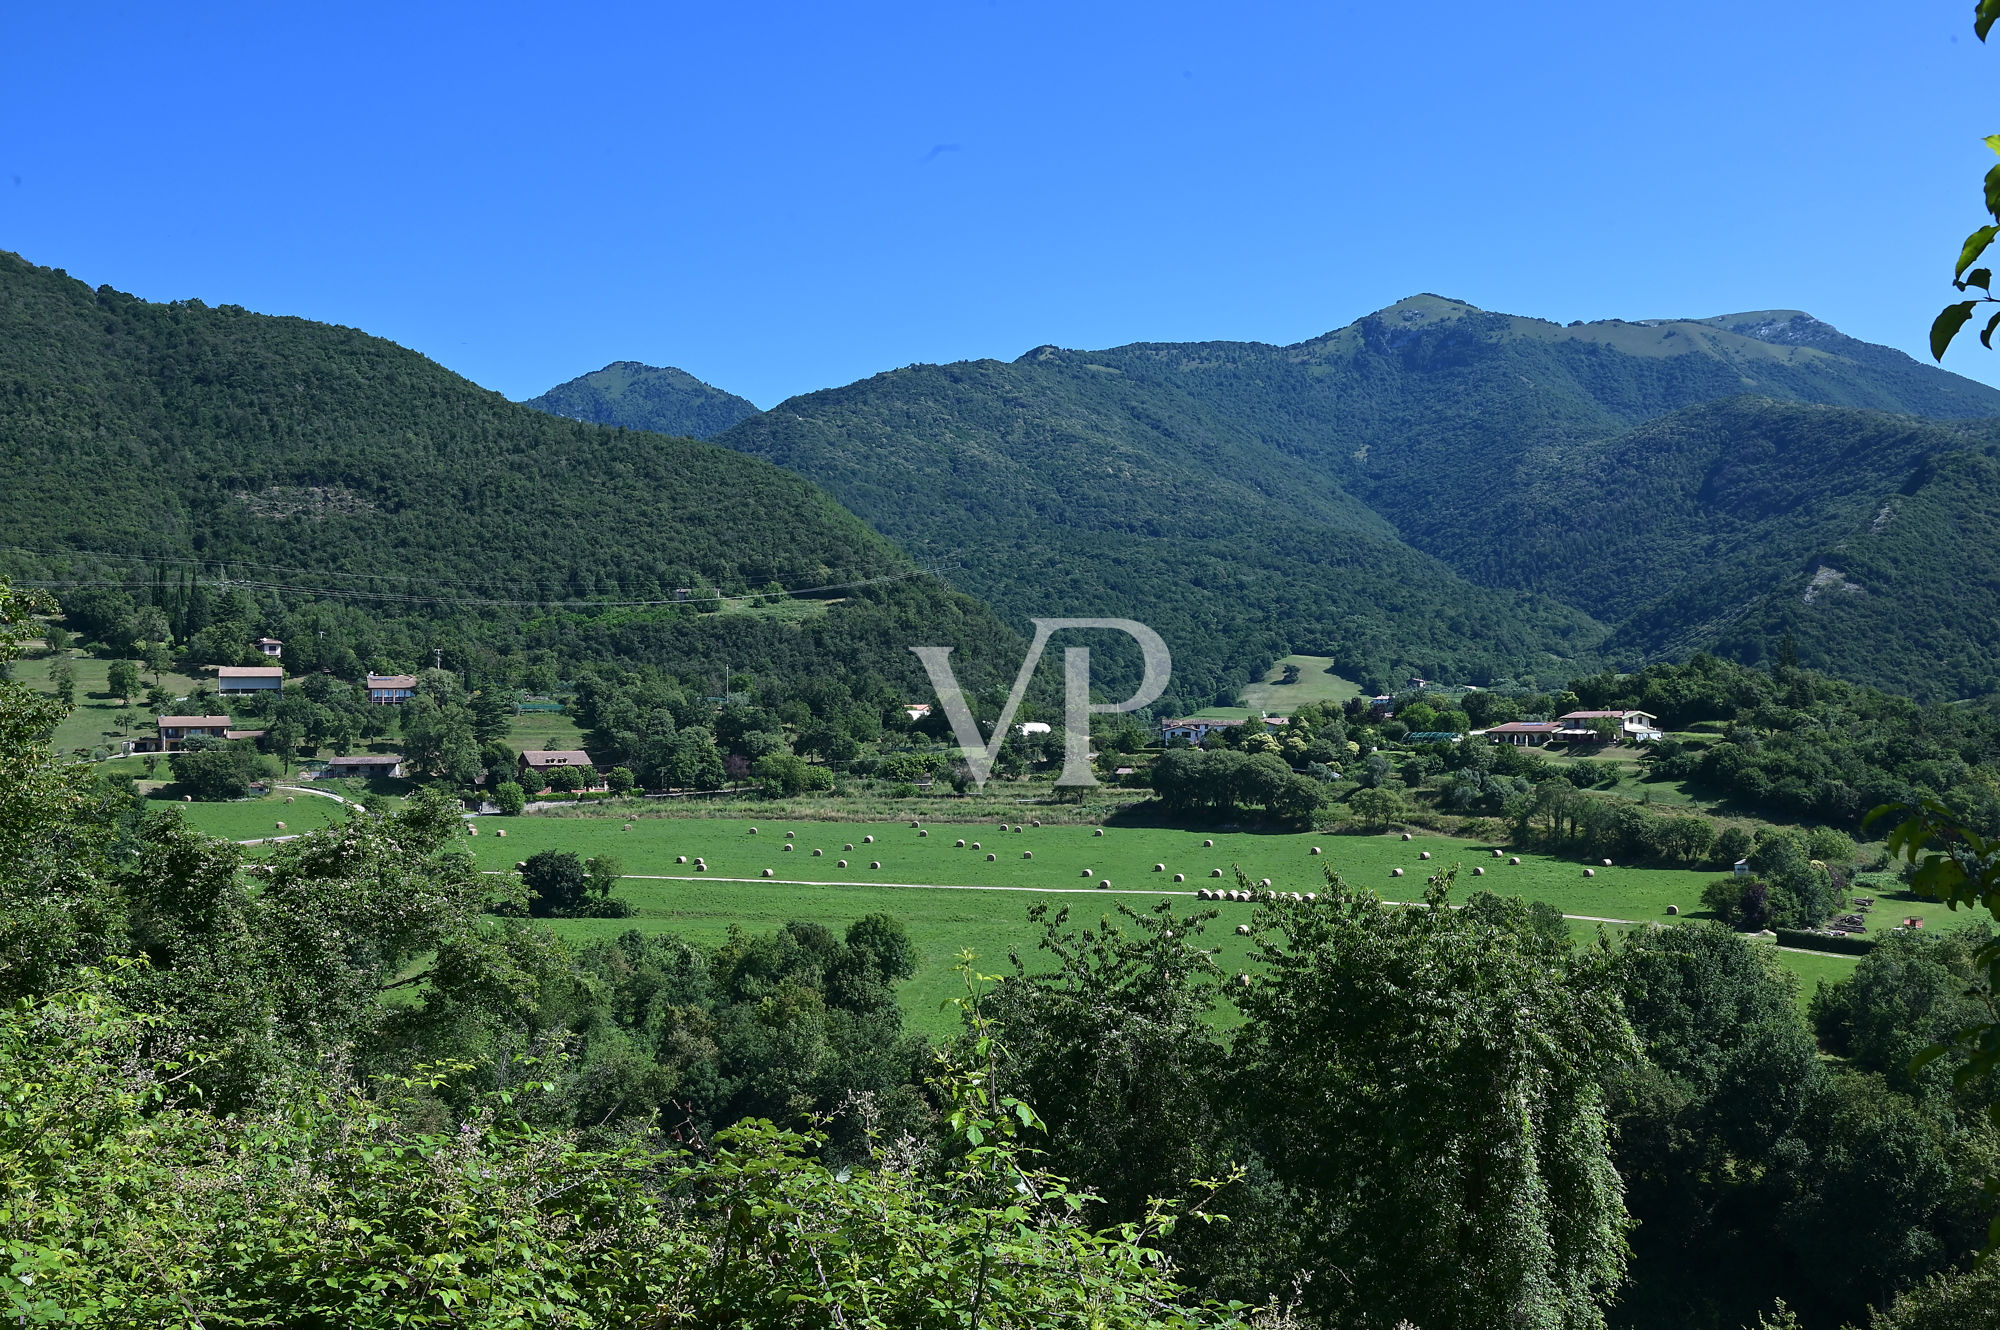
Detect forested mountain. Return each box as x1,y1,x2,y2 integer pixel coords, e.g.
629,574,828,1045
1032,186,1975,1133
522,360,759,439
0,252,1021,699
713,295,2000,698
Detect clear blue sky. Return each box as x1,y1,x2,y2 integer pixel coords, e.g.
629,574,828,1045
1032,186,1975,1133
6,2,1999,407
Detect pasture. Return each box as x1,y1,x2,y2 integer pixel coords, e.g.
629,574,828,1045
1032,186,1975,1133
148,788,350,842
459,814,1876,1031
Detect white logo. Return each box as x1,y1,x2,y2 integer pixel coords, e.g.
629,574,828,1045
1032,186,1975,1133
911,618,1171,786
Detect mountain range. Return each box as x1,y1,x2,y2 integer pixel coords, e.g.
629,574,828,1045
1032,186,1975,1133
687,295,2000,699
7,242,2000,706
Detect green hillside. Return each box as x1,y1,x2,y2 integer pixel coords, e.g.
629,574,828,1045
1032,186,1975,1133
521,360,758,439
0,252,1020,696
711,295,2000,698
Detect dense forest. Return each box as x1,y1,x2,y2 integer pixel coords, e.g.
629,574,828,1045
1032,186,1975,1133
712,295,2000,699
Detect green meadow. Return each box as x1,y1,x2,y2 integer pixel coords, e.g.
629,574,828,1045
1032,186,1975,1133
455,814,1901,1031
149,789,350,842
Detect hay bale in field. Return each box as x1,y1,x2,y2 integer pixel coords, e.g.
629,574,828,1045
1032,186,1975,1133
761,868,774,877
863,835,874,844
845,843,855,851
870,861,881,870
1260,878,1272,887
1304,893,1317,902
1310,846,1321,855
786,831,795,838
1493,849,1504,858
999,823,1010,831
838,859,848,868
919,830,929,837
971,842,981,849
1602,859,1613,867
782,843,793,851
1081,868,1093,877
749,827,758,834
1098,879,1110,889
275,821,286,830
695,863,707,872
284,796,294,804
813,848,823,856
1584,868,1596,878
1667,904,1680,915
1173,873,1185,883
1236,924,1251,936
955,839,966,847
1473,866,1485,876
623,824,632,832
1094,828,1105,837
514,861,527,870
1022,851,1033,860
1211,868,1223,878
1509,856,1521,866
495,829,506,838
1392,867,1405,877
1032,820,1042,827
676,856,687,864
1401,832,1412,842
987,853,996,861
183,795,192,802
1203,839,1214,847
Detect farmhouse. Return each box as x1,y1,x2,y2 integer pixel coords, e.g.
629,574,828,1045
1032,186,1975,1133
254,637,284,657
520,750,598,781
1160,717,1244,743
217,665,284,695
1558,709,1664,742
1017,721,1052,736
136,714,234,754
904,703,933,721
322,753,405,779
1486,721,1563,747
367,673,418,704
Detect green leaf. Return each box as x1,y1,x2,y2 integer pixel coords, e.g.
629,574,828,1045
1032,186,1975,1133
1933,302,1979,360
1957,225,2000,279
1981,0,2000,41
1984,163,2000,218
1979,311,2000,349
1966,268,1995,292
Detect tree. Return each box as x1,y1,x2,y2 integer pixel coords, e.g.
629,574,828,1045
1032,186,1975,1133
45,654,75,709
665,727,726,792
107,659,141,706
399,693,480,785
521,849,590,917
167,742,261,801
1347,784,1406,830
492,781,526,815
1233,874,1635,1328
544,764,589,794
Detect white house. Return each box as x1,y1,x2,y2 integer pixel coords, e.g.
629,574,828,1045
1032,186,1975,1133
254,637,284,657
1159,717,1245,744
1017,721,1052,737
1558,710,1664,742
217,666,284,695
322,753,405,779
367,673,418,704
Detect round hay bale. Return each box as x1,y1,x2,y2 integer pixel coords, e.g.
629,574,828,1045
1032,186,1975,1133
623,824,632,832
955,839,966,847
919,829,929,837
182,795,192,802
1203,839,1214,848
783,843,794,851
1260,878,1272,888
1305,892,1318,902
695,863,707,872
838,859,848,868
1666,904,1680,915
971,841,981,849
1210,868,1223,878
1081,868,1093,877
870,861,881,870
986,853,996,861
1401,832,1412,842
676,856,687,864
863,835,874,844
1584,868,1596,878
1493,849,1504,858
275,821,286,830
749,827,758,834
1290,892,1303,902
1153,863,1166,872
813,848,823,856
1174,874,1185,883
514,861,526,870
1022,850,1033,859
1310,846,1322,855
910,820,921,828
786,830,795,838
1509,856,1521,866
1098,879,1110,889
1602,858,1613,867
495,829,506,838
1473,866,1485,876
761,868,774,877
1197,888,1209,899
1238,973,1251,987
1419,851,1431,860
467,825,478,836
1093,827,1105,837
999,823,1010,831
845,843,855,852
1236,924,1251,936
284,795,294,804
1032,820,1042,827
1392,867,1405,877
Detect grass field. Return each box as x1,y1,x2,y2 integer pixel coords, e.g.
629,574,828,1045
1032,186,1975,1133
147,789,350,842
504,708,591,753
458,813,1887,1033
13,653,205,754
1195,655,1362,720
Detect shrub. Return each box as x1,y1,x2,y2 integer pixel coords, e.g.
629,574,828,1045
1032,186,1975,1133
492,782,526,815
167,743,262,801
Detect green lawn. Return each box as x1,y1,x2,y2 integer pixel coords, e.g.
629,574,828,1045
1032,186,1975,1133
13,653,206,755
146,789,350,842
461,813,1867,1034
505,708,591,753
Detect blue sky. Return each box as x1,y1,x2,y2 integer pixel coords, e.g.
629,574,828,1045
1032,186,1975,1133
5,2,1998,406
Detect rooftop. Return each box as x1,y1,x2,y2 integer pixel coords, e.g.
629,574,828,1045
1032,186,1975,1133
217,666,284,678
158,715,232,727
521,749,592,764
367,674,419,688
325,753,404,766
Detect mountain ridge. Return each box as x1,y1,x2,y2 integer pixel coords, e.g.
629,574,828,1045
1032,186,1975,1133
522,360,759,440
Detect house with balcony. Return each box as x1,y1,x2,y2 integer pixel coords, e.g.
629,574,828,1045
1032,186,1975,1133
367,673,418,704
134,714,235,754
1558,710,1665,743
217,666,284,695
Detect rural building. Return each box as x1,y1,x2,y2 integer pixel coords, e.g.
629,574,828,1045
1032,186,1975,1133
1017,721,1052,736
1405,731,1463,744
1367,695,1396,718
217,666,284,695
904,703,933,721
1558,709,1664,742
254,637,284,657
1160,717,1244,743
367,673,418,704
224,728,267,742
1486,721,1563,747
520,750,599,783
137,714,234,754
1734,859,1752,877
322,753,406,779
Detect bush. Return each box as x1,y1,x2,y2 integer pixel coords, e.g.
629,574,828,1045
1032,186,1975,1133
493,782,526,815
521,850,590,917
605,766,635,795
1701,876,1771,931
1773,928,1875,956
